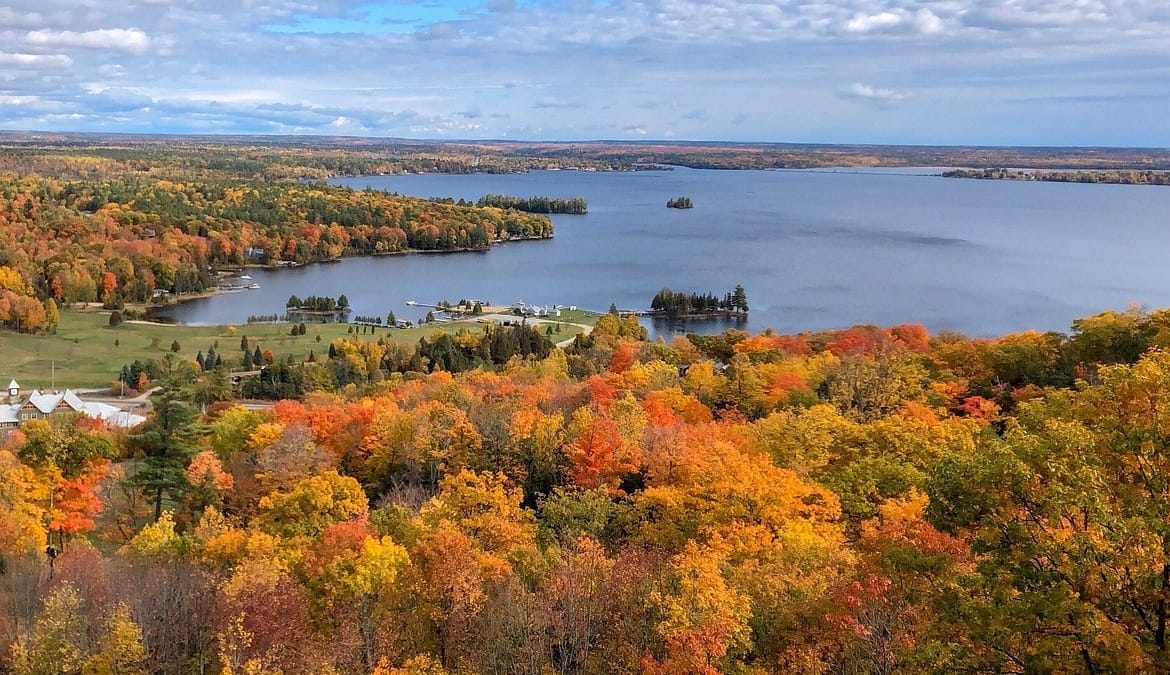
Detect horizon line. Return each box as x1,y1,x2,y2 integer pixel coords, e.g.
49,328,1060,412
1,129,1167,152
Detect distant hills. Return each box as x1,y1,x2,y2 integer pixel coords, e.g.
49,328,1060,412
2,131,1170,171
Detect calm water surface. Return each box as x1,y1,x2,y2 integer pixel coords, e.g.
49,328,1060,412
155,168,1170,338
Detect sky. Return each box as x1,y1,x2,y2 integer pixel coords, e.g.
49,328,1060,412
1,0,1169,146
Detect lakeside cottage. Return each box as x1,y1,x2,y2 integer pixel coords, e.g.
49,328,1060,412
510,301,562,317
0,379,147,430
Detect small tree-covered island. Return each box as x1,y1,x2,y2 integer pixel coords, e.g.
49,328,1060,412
666,196,694,209
650,284,748,316
285,294,351,323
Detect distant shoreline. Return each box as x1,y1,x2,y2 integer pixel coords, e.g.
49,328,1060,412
942,167,1170,187
144,234,552,320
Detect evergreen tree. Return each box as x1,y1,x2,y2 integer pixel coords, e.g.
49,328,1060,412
126,356,205,521
732,284,748,312
253,345,263,365
240,335,249,352
170,339,181,353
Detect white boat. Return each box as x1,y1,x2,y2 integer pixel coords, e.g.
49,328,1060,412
247,283,260,289
239,274,252,280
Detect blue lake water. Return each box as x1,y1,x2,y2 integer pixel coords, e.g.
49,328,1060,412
154,167,1170,338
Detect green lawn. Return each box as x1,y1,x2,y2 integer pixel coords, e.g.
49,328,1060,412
0,307,600,389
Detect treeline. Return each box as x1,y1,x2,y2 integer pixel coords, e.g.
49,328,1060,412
239,322,554,398
650,284,747,314
0,141,638,183
110,321,558,400
943,167,1170,185
477,194,588,214
286,294,350,312
351,315,388,325
5,137,1170,182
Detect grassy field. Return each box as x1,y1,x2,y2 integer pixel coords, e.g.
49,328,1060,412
0,307,598,389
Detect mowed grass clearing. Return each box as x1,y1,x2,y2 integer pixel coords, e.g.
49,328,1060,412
0,307,598,389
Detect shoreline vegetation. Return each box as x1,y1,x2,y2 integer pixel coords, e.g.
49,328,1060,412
476,194,588,214
649,285,748,317
3,134,1169,337
666,196,694,209
942,167,1170,186
0,162,554,334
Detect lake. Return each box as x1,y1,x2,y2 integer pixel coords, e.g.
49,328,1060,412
153,167,1170,338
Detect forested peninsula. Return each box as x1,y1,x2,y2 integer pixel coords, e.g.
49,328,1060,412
943,167,1170,186
0,172,551,320
476,193,588,214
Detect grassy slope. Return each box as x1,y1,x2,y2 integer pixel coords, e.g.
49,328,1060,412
0,308,596,389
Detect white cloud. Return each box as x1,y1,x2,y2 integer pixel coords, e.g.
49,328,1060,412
26,28,151,55
844,8,946,35
328,116,368,132
0,51,72,67
0,0,1168,144
840,82,908,104
914,9,945,35
0,8,44,29
0,95,40,105
845,11,903,34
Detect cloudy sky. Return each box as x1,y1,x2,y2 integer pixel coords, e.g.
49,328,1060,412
1,0,1168,145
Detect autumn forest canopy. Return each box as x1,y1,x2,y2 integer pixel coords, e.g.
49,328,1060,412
6,137,1170,674
5,302,1170,673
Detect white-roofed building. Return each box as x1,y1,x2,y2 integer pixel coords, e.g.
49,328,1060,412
0,380,147,430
